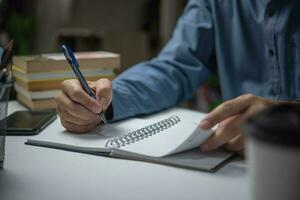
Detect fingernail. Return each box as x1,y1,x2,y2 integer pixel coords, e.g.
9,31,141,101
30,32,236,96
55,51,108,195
201,144,210,152
199,120,210,130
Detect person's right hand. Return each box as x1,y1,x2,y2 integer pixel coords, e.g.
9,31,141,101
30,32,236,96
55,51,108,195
55,78,113,133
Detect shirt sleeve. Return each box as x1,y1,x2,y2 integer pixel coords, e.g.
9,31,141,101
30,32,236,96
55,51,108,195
111,0,215,121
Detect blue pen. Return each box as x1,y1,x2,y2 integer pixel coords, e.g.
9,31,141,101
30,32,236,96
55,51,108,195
61,44,107,124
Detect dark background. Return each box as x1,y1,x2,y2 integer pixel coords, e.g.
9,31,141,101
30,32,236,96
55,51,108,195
0,0,222,112
0,0,187,70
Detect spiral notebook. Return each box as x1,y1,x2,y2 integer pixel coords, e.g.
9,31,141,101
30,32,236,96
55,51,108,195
26,108,235,172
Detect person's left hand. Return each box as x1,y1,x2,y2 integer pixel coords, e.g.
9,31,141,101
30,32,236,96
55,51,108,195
199,94,276,154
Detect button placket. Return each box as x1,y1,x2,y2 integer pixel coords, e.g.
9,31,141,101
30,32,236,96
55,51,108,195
264,3,280,97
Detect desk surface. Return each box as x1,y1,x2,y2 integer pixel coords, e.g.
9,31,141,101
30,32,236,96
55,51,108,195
0,101,249,200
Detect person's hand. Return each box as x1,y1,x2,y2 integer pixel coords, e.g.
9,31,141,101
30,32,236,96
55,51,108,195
199,94,276,154
55,78,113,133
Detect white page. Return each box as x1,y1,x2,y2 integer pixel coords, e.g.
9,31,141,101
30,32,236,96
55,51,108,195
114,108,212,157
29,117,150,149
28,108,211,157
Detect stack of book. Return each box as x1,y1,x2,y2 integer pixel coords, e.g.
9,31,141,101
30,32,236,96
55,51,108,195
12,51,120,110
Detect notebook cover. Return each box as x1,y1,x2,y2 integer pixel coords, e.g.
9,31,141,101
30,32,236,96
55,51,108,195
25,138,235,173
110,148,236,172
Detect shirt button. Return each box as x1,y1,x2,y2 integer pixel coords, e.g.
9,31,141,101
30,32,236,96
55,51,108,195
269,49,275,56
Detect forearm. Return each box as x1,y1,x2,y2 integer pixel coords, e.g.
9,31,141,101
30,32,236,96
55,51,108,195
110,60,211,121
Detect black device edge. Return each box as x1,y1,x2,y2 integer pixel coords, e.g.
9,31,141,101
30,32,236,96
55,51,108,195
5,111,57,136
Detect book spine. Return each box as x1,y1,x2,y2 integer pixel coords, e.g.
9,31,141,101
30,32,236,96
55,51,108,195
14,75,115,91
12,65,115,81
17,94,57,110
27,58,120,73
14,83,60,100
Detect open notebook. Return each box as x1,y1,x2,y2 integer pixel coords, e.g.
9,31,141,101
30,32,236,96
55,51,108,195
26,108,235,172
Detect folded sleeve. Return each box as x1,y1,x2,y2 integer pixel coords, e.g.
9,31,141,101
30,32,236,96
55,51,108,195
111,0,215,121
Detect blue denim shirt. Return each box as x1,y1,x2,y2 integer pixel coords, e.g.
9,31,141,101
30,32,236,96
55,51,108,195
111,0,300,121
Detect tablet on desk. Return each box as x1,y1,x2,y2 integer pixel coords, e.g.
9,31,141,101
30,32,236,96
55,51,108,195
5,110,57,136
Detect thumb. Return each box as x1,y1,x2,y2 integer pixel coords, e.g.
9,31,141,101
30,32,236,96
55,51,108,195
95,78,113,111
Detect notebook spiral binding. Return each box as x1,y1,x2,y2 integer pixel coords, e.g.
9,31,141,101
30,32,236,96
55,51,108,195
105,115,181,148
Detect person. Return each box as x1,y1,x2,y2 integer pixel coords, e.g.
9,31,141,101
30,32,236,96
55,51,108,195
55,0,300,154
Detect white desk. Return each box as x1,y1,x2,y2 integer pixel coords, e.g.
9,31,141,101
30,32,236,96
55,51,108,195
0,101,249,200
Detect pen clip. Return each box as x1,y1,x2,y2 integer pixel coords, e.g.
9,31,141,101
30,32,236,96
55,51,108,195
61,45,79,68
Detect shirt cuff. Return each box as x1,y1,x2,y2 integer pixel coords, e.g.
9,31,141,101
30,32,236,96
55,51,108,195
109,84,136,122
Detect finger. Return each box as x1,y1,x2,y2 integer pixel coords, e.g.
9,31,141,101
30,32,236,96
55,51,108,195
200,115,241,152
199,97,267,152
60,119,98,133
205,108,255,153
200,94,256,129
55,91,99,121
243,100,270,120
57,104,100,126
61,79,102,113
223,135,245,152
227,100,269,128
95,78,113,110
